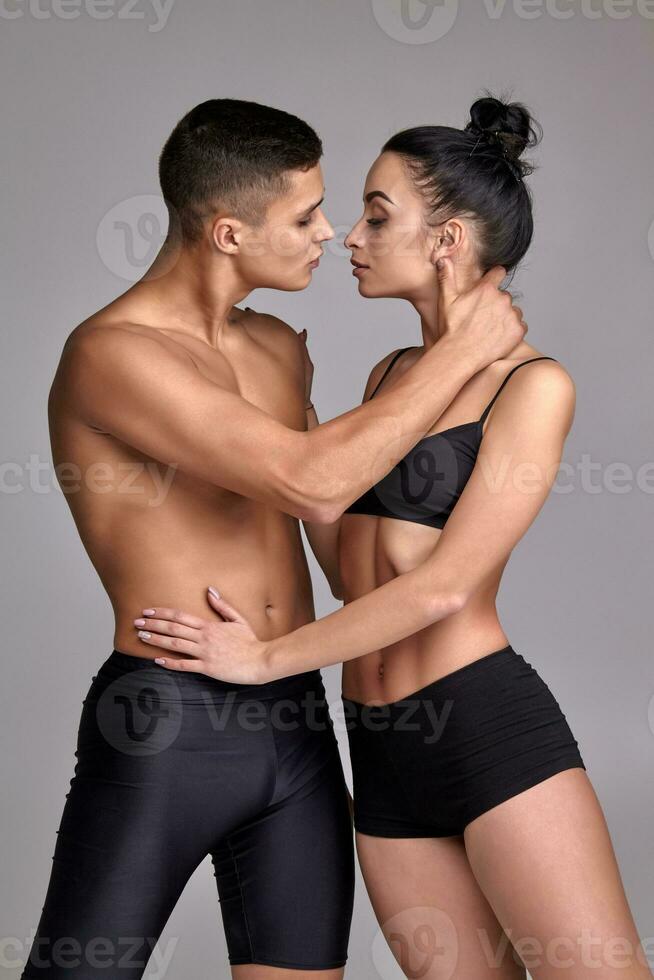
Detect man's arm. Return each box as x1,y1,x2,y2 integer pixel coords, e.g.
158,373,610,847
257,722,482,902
61,264,523,525
262,361,574,679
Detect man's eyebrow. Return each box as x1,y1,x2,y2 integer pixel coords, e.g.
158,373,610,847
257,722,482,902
299,194,325,217
365,190,396,205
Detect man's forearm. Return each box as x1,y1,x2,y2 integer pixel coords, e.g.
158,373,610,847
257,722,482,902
263,564,463,681
295,335,481,522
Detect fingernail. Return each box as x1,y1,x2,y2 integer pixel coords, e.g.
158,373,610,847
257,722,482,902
208,586,220,599
134,618,146,627
155,658,166,665
138,631,151,639
142,608,155,616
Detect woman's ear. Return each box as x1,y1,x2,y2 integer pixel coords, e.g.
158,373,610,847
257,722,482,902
429,218,467,267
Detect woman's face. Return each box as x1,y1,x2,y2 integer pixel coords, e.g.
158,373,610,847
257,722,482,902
345,151,443,301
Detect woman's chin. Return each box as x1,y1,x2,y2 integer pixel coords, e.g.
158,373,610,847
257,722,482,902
356,281,388,299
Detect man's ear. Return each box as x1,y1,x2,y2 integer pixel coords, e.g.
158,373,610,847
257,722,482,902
211,215,245,255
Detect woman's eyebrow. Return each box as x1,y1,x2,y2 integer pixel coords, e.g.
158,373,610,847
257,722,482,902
364,190,396,205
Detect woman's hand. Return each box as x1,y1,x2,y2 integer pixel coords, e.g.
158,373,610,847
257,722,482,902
133,587,272,685
296,328,314,405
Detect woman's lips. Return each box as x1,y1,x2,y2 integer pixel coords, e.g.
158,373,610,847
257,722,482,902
351,261,369,277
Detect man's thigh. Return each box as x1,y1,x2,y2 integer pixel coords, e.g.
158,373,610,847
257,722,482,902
212,713,355,973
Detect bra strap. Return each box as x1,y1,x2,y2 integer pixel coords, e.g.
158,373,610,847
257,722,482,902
369,346,417,399
479,356,557,424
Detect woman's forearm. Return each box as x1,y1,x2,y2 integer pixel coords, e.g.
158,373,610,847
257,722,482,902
263,564,463,680
301,403,345,599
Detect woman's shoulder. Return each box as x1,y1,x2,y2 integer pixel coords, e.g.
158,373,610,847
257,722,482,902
362,346,414,402
489,349,576,434
500,345,574,389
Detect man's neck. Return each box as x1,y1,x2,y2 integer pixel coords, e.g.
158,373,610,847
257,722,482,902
135,239,251,349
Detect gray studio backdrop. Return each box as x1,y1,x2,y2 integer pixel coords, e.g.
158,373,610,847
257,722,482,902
2,1,653,977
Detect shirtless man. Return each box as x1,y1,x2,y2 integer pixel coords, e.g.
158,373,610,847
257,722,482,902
23,99,525,980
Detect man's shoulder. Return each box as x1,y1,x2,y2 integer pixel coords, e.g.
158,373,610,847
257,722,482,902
241,306,301,342
239,306,304,369
61,316,184,366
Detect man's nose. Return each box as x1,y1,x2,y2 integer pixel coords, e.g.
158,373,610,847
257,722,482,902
317,212,335,242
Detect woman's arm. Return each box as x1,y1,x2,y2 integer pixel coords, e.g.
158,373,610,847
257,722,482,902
301,400,345,600
263,359,575,678
300,350,401,601
134,360,574,682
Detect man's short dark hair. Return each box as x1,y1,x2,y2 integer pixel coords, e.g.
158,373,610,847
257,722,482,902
158,98,323,245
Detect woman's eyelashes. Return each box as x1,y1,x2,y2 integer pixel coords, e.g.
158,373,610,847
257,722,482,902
366,218,386,228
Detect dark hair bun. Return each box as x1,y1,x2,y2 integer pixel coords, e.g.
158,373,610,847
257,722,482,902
465,94,542,172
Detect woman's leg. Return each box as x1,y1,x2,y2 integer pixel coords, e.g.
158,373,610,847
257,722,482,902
464,768,653,980
355,831,527,979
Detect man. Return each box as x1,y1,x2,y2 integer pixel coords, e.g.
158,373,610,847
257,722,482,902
24,99,525,979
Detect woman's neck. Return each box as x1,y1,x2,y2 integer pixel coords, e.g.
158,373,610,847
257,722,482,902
412,262,485,354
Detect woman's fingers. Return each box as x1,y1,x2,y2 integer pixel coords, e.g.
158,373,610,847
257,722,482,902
138,607,206,629
153,655,204,671
133,617,201,643
135,631,200,658
207,589,247,624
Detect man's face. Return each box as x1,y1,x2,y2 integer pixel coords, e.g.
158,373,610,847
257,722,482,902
236,164,334,291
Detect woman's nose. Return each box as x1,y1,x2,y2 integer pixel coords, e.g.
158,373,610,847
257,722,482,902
344,224,360,249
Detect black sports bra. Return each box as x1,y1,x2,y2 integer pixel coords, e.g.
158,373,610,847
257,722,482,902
344,347,557,529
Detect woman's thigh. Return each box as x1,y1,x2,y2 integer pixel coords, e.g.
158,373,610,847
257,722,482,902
355,831,527,980
464,768,653,980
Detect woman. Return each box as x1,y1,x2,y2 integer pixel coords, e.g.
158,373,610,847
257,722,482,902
133,96,652,979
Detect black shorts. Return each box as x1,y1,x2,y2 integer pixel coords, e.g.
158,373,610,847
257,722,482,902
21,651,354,977
342,644,585,838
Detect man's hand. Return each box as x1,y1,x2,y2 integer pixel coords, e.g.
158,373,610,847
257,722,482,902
437,258,527,370
296,328,314,406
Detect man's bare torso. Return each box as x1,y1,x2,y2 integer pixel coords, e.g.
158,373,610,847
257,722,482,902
49,295,315,659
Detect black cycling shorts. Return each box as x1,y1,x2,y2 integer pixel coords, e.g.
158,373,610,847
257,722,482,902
21,650,354,976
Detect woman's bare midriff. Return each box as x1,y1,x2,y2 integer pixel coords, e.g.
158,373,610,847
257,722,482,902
338,512,510,706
